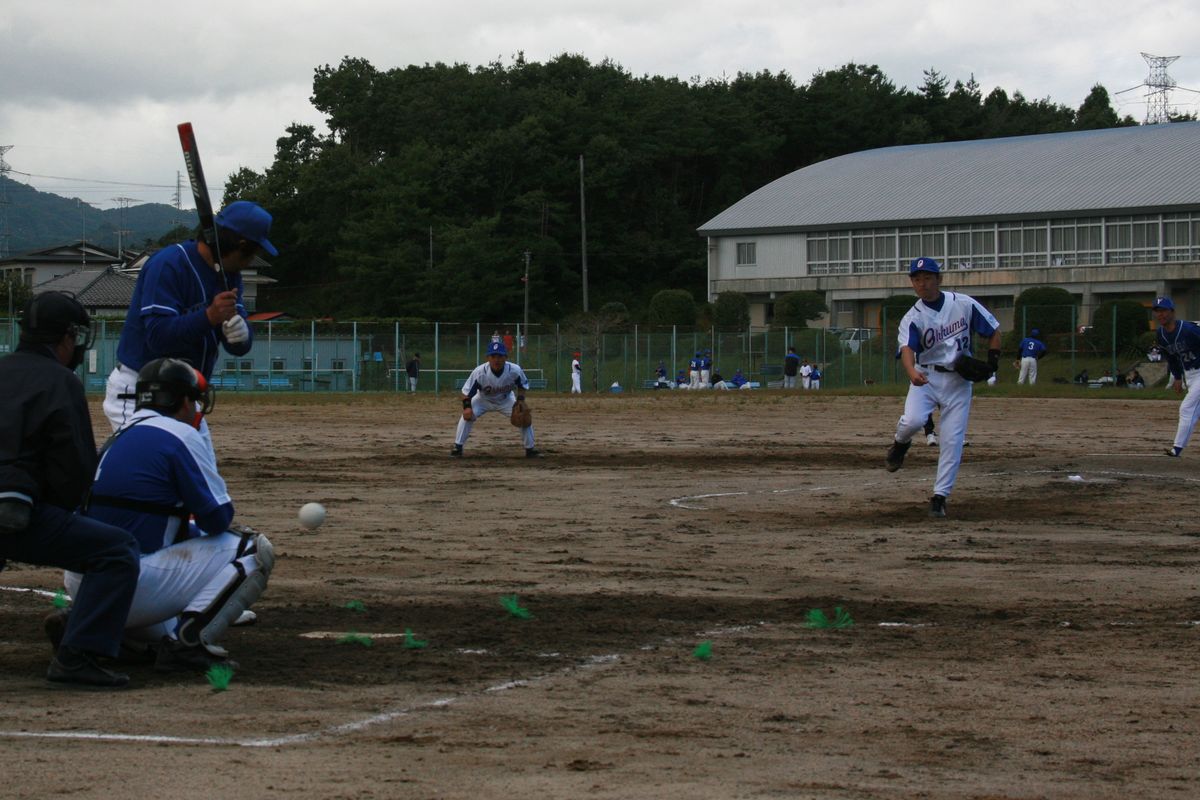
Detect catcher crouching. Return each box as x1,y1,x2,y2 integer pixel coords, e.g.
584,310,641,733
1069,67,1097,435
452,341,542,458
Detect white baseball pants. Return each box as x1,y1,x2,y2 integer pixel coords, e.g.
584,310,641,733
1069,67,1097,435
455,394,535,449
1018,356,1038,385
1174,367,1200,450
894,369,973,498
65,530,264,644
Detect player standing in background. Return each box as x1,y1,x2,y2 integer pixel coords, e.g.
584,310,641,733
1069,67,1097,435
783,346,800,389
1016,328,1047,385
405,352,421,392
884,258,1001,518
70,358,273,672
800,359,814,390
810,364,822,390
452,341,541,458
571,352,583,394
688,352,702,389
103,201,277,434
700,350,712,388
1152,297,1200,457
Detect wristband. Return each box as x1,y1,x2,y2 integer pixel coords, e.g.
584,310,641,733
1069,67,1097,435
462,398,471,409
987,348,1001,368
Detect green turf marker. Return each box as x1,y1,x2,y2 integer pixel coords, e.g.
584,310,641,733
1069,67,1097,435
206,663,234,692
52,589,68,609
403,628,428,649
500,595,532,619
344,600,366,612
692,640,713,661
805,606,854,629
338,631,374,647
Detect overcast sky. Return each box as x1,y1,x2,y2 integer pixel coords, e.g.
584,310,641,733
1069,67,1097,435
3,0,1198,211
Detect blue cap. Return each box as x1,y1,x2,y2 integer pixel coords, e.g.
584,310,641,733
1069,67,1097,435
909,257,940,276
1153,296,1174,310
486,341,507,356
1031,328,1040,337
216,200,278,256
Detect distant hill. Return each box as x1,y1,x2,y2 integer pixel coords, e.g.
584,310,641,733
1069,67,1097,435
0,175,195,256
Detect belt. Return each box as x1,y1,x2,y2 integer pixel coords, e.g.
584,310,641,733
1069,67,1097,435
931,365,955,373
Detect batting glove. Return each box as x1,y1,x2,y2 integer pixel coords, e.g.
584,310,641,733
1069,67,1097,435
223,315,250,345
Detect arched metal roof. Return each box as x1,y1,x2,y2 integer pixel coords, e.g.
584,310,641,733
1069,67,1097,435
698,122,1200,235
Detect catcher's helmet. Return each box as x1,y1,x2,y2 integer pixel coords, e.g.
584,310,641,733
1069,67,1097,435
135,358,215,416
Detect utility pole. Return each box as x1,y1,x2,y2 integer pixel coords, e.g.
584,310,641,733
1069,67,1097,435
111,196,137,257
523,250,531,348
579,155,588,313
0,145,12,260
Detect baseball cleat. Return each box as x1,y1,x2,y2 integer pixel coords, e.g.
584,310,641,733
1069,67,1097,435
1166,447,1182,457
450,445,463,457
929,495,947,518
43,610,68,653
47,648,130,689
154,639,238,673
926,433,938,447
885,439,912,472
525,448,544,458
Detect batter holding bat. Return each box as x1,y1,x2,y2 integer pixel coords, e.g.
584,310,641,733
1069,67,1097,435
885,257,1001,518
103,200,276,435
452,341,542,458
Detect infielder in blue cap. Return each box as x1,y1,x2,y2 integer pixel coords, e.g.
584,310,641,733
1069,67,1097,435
1153,296,1200,457
452,341,542,458
885,258,1001,518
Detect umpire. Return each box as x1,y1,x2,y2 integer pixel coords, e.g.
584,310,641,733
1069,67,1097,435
0,291,140,688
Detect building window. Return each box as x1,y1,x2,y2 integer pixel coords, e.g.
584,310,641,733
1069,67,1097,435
303,358,314,371
331,359,346,371
807,232,850,275
240,360,252,371
271,358,285,371
225,360,236,371
736,242,757,266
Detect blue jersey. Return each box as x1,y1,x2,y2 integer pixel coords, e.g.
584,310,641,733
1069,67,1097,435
1156,320,1200,378
84,410,233,555
897,291,999,367
116,241,252,378
1018,337,1046,359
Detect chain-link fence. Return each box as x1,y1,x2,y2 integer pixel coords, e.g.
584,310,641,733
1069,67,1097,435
0,304,1166,394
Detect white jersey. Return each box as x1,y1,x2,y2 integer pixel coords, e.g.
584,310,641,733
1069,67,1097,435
461,361,529,404
896,290,999,368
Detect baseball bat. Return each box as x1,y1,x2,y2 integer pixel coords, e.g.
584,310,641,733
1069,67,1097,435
176,122,229,291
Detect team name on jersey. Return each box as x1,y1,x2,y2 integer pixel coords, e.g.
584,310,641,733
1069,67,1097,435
921,317,968,350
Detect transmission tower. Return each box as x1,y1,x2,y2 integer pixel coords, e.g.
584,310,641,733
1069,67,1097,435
173,171,182,210
111,196,138,257
0,145,12,259
1142,52,1180,124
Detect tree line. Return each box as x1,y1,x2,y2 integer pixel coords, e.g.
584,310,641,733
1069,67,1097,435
223,54,1140,322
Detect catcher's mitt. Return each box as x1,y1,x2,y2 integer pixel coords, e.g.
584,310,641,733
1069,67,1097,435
952,353,994,383
510,399,533,428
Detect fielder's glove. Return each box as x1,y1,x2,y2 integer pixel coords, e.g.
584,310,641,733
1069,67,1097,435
510,398,533,429
952,353,995,383
222,315,250,345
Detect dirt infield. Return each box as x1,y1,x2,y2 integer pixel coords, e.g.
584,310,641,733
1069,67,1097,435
1,391,1197,799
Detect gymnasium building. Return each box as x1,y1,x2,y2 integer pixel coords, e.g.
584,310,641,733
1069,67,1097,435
698,121,1200,331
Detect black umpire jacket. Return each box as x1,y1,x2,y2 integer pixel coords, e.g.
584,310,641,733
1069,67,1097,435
0,342,98,511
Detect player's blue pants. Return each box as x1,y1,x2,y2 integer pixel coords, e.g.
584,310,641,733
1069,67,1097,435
895,370,973,498
1,504,139,657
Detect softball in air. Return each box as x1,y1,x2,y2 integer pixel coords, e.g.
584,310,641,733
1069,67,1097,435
298,502,327,530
